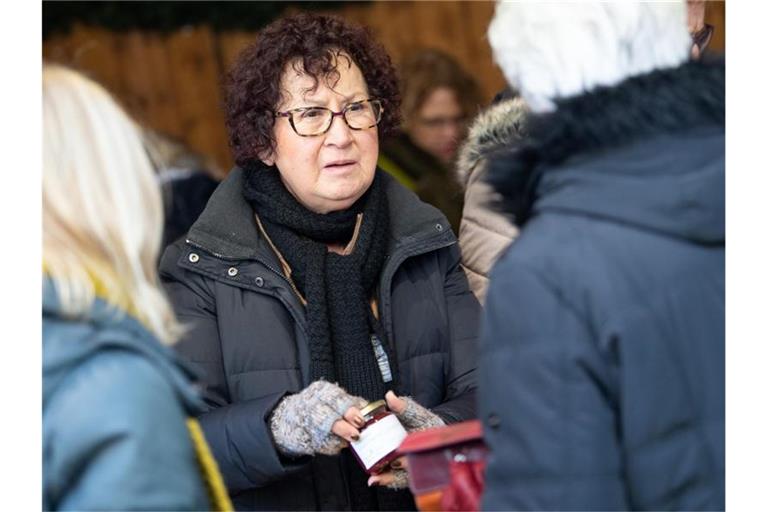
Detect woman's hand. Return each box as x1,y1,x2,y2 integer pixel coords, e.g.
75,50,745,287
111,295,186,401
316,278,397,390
269,380,367,456
365,391,446,489
367,456,410,489
385,390,445,432
331,405,366,445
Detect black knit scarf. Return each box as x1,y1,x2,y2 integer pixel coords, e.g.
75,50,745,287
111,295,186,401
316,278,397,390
243,163,415,510
243,162,397,401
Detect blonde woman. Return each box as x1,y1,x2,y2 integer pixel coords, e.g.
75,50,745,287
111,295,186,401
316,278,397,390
42,64,232,511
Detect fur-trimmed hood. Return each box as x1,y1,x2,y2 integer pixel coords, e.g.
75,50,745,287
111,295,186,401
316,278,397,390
455,97,528,186
487,58,725,244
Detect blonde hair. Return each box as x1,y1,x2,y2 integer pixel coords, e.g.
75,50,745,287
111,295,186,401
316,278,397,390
43,64,181,344
488,1,690,113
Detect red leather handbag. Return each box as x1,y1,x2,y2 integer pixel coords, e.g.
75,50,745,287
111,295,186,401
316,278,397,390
397,420,487,511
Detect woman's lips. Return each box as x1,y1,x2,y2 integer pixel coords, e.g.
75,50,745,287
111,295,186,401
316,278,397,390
323,160,357,173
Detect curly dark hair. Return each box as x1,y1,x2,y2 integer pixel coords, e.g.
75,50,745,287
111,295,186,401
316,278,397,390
225,13,401,166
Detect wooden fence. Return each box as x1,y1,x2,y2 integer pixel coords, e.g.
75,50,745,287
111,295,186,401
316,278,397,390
43,1,725,174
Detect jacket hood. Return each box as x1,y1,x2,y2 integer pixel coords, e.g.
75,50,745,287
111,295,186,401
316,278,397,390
455,97,528,186
185,166,455,261
486,58,725,244
42,279,204,411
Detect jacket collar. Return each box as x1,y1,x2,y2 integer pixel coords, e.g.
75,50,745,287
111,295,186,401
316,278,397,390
486,58,725,233
186,167,455,262
455,96,528,186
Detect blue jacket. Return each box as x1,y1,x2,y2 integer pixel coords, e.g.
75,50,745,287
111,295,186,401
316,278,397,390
479,60,725,510
43,280,213,511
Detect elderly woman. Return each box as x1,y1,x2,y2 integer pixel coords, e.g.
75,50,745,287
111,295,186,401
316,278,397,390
479,1,724,510
160,13,480,511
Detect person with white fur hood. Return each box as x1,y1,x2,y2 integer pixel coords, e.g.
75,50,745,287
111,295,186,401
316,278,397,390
478,2,724,510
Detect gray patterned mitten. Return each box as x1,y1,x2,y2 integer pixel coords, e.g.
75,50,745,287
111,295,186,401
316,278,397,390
395,396,445,432
269,380,367,457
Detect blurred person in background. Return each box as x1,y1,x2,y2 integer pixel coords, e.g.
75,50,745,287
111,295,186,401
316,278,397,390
43,64,232,511
379,48,483,232
454,89,526,303
142,129,221,250
159,13,480,511
479,1,724,510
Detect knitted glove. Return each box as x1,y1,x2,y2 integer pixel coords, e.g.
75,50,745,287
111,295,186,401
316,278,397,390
383,468,409,490
269,380,366,457
368,458,411,489
394,396,445,432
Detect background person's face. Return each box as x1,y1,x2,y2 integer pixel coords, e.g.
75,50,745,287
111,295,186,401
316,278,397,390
408,87,464,165
264,56,379,214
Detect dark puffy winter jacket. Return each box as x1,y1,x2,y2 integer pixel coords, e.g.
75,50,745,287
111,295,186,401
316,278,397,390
159,168,480,511
479,60,725,510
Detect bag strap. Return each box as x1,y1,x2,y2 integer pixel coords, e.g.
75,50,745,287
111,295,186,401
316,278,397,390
186,418,234,511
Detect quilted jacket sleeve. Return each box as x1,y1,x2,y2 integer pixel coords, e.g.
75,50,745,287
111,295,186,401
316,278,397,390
479,258,628,510
159,243,308,494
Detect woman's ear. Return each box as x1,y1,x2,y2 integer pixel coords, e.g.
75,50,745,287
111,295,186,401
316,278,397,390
259,150,275,167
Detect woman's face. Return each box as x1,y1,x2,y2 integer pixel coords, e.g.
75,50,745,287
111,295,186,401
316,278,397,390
408,87,465,165
263,56,379,214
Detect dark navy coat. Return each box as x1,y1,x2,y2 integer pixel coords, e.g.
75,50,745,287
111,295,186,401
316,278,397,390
479,61,725,510
160,168,480,510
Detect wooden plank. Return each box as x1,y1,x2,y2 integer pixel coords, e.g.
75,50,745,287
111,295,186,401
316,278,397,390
460,1,505,102
217,30,258,76
166,26,232,172
706,0,725,53
50,0,722,178
43,24,123,98
114,31,174,132
134,32,183,138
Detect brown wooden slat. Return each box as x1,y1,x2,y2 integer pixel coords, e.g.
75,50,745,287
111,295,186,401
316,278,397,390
217,30,258,76
44,24,123,98
165,26,232,171
43,1,724,176
460,1,505,102
115,31,179,136
706,0,726,53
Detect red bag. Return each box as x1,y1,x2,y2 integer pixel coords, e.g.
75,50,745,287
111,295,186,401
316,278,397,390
397,420,486,511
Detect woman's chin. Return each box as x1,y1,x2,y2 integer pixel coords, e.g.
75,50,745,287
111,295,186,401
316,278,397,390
314,187,367,213
322,172,372,195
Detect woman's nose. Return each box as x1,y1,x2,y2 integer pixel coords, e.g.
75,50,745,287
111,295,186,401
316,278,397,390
440,122,461,142
324,113,354,147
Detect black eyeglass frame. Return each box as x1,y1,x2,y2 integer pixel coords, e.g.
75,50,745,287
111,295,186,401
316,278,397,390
274,98,383,137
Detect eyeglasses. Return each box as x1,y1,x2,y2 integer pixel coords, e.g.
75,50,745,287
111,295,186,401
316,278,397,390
274,98,383,137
